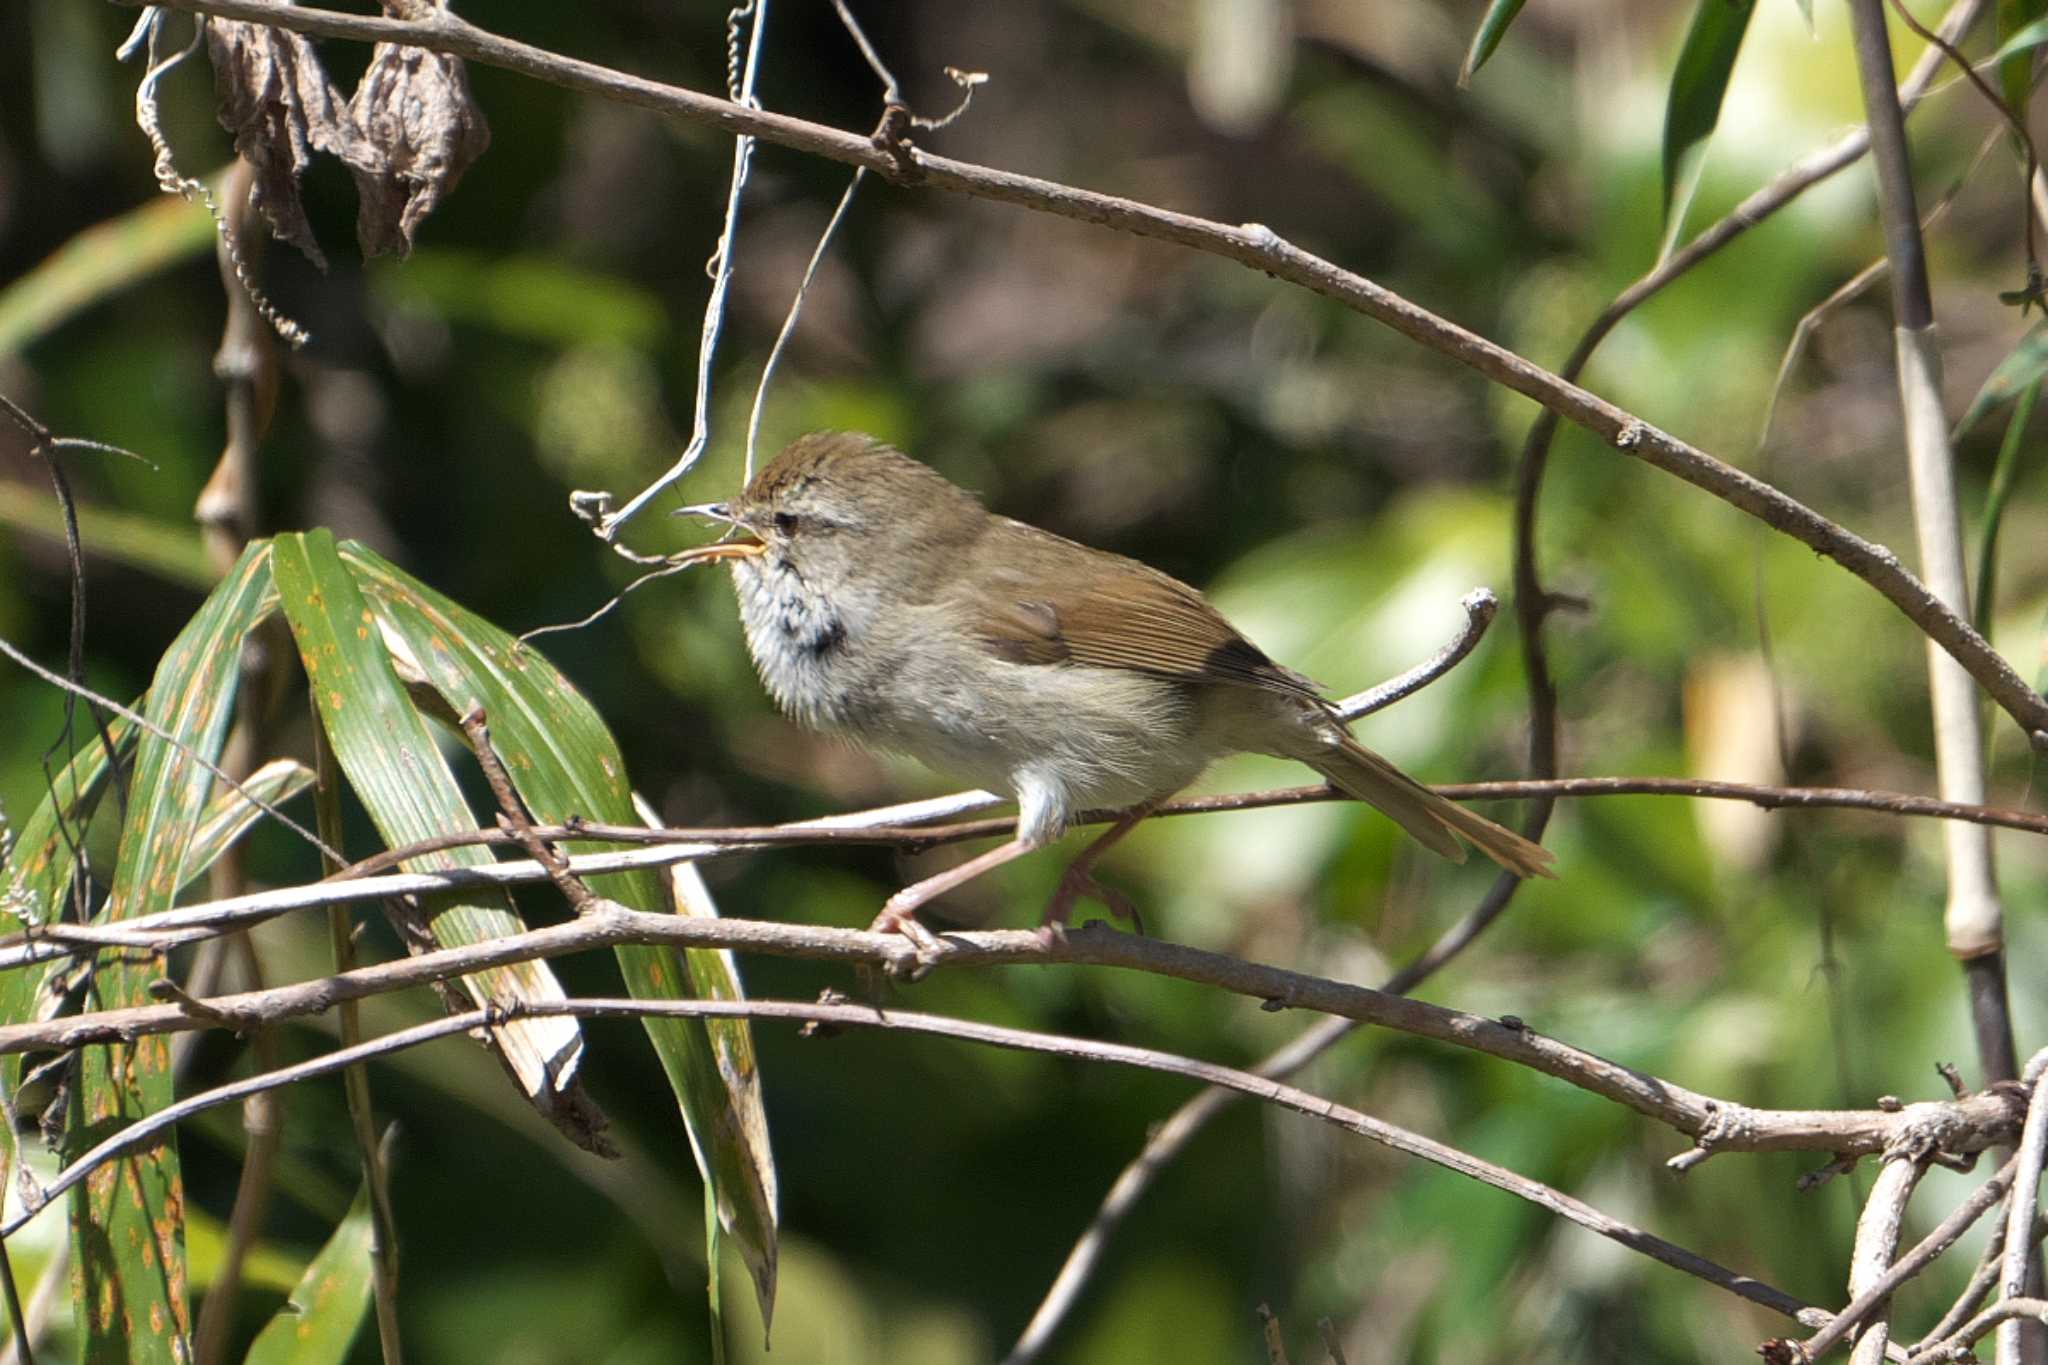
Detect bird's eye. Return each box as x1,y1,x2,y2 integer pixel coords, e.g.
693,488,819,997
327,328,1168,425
773,511,799,534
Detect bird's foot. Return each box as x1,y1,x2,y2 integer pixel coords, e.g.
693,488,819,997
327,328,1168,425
867,899,951,982
1042,865,1145,936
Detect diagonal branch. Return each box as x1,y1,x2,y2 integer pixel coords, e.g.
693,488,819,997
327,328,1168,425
127,0,2048,746
0,901,2028,1172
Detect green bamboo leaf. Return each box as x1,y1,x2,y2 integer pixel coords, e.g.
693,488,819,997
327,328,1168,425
1662,0,1758,227
241,1183,374,1365
0,719,136,1196
635,795,777,1341
270,530,588,1118
0,183,217,356
2000,0,2048,113
1994,12,2048,75
181,758,314,889
2,719,133,978
339,541,778,1332
0,482,214,590
1459,0,1528,87
71,540,278,1364
1954,321,2048,440
1974,379,2041,640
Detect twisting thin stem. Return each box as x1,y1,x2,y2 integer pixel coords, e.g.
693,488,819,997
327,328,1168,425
595,0,770,538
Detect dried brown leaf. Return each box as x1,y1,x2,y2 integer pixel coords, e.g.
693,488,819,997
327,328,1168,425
347,44,491,258
203,19,361,268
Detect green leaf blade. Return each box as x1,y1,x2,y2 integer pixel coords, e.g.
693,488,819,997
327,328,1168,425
1459,0,1528,86
1999,0,2048,113
241,1184,375,1365
270,530,587,1118
338,542,779,1332
71,540,278,1364
1662,0,1759,227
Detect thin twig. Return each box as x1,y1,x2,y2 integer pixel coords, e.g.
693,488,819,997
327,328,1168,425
1852,1156,1928,1364
459,706,595,912
1909,1300,2048,1363
0,634,336,859
1999,1059,2048,1362
1334,588,1497,722
1788,1156,2015,1361
744,168,864,481
593,0,769,538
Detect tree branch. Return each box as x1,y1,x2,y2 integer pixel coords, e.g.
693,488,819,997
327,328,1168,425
121,0,2048,748
0,901,2026,1167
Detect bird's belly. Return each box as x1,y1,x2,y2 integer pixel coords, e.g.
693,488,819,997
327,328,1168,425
862,653,1211,812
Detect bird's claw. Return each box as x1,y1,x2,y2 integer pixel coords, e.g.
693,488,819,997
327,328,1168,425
1043,868,1145,936
868,901,950,982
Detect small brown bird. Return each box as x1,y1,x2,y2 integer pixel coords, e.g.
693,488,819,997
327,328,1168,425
681,432,1552,953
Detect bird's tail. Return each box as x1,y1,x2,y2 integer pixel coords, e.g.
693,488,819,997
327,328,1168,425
1306,735,1556,880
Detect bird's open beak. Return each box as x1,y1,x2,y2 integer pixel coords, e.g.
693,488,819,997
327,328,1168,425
669,502,765,564
670,539,764,565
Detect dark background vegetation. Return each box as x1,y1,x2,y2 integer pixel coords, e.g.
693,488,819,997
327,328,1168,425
3,0,2046,1360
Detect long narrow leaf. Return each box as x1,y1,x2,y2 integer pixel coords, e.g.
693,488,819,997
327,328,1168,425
71,540,278,1364
1458,0,1528,87
1954,321,2048,439
0,718,135,1194
1975,379,2041,639
1992,12,2048,66
241,1183,375,1365
182,757,313,889
270,530,587,1120
340,541,778,1331
1662,0,1758,227
2000,0,2048,114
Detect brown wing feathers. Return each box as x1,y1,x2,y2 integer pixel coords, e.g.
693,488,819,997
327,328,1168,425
962,518,1318,698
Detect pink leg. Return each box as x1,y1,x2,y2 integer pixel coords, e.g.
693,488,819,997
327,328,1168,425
1043,799,1163,931
871,836,1040,967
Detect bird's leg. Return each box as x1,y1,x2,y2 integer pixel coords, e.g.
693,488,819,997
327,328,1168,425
1043,797,1166,933
870,836,1041,971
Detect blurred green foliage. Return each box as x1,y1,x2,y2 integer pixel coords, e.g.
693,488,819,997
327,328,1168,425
2,0,2046,1361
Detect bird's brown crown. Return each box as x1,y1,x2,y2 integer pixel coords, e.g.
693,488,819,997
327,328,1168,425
744,431,976,513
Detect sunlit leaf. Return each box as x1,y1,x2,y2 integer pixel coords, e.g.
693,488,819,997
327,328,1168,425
1662,0,1758,227
1992,12,2048,72
1974,378,2041,639
369,251,666,349
0,185,216,355
70,541,278,1364
636,794,778,1340
1953,320,2048,440
338,540,778,1331
241,1183,375,1365
271,530,589,1122
1459,0,1528,86
2000,0,2048,113
181,757,313,888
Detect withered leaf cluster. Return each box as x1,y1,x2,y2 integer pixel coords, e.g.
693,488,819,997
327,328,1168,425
204,9,489,265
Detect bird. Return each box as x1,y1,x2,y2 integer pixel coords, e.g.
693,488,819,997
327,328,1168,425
677,431,1553,956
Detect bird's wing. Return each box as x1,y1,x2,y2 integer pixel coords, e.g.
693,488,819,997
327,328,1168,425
962,517,1322,700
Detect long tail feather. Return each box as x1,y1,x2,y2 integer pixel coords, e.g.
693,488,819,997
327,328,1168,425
1310,736,1556,880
